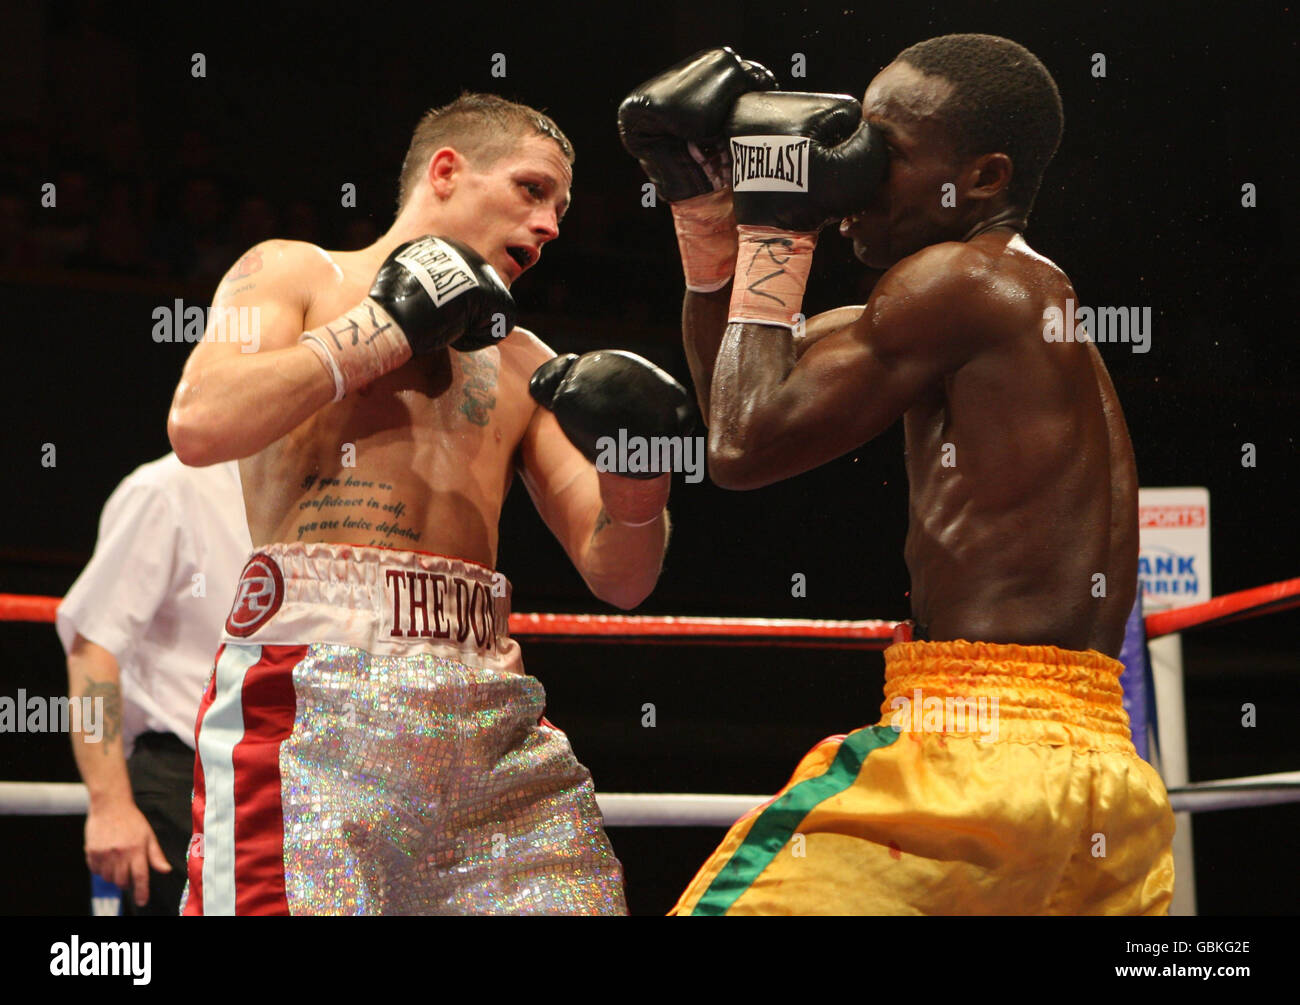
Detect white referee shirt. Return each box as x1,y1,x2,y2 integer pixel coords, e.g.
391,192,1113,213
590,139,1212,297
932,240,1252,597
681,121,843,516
56,453,252,754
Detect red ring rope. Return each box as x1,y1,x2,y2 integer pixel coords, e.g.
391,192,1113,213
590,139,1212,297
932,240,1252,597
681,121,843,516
3,576,1297,644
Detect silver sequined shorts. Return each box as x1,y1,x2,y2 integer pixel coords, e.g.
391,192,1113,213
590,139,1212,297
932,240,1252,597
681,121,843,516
182,542,627,915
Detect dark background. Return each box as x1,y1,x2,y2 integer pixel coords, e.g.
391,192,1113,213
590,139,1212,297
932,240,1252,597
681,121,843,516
1,0,1296,915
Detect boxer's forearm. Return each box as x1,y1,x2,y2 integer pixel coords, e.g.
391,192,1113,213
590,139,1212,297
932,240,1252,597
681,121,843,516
66,637,134,810
682,286,733,421
708,321,797,489
169,295,405,466
578,507,671,610
168,343,337,465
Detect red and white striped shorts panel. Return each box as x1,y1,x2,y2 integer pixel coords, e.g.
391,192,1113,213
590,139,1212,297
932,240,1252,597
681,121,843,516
183,642,305,916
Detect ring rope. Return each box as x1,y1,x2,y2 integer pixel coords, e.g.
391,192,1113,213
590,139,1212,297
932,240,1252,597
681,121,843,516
3,574,1298,645
4,578,1297,825
3,774,1298,821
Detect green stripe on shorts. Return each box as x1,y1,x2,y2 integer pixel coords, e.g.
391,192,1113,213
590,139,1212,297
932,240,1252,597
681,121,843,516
690,725,900,916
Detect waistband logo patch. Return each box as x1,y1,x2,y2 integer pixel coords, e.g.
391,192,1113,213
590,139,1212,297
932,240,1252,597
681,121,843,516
226,553,285,637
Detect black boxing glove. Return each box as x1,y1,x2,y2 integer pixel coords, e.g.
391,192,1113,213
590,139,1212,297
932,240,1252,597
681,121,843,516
530,351,695,469
527,348,696,465
727,91,886,232
369,235,515,353
531,351,695,524
619,47,777,292
619,46,777,203
299,235,515,400
725,92,887,328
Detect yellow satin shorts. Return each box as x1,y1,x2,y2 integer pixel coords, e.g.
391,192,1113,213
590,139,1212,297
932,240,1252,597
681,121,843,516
671,640,1175,915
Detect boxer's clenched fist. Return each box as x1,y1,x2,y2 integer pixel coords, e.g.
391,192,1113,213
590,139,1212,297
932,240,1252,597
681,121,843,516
300,235,515,401
531,351,694,525
619,48,777,292
529,351,695,473
619,47,777,203
368,235,515,354
724,92,887,328
726,91,887,233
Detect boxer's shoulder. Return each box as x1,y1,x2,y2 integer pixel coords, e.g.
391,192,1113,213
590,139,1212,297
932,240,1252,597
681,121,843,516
872,240,1055,341
883,239,1006,293
496,325,556,380
501,323,543,348
217,239,340,317
220,238,331,280
863,242,989,335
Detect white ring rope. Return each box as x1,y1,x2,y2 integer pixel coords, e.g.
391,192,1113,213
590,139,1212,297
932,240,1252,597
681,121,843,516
597,793,767,826
4,772,1299,823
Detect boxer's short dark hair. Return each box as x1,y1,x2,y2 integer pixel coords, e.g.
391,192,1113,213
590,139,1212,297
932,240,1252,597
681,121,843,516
897,34,1063,212
396,94,574,211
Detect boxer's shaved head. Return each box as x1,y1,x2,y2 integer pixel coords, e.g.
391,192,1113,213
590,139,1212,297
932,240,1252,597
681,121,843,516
397,93,574,211
896,34,1062,212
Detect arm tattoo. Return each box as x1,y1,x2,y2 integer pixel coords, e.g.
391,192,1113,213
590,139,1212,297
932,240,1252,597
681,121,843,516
223,248,264,284
593,507,612,535
81,678,122,751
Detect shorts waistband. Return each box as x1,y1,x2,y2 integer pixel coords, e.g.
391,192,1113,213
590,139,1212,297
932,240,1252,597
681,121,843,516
880,639,1134,750
222,542,513,660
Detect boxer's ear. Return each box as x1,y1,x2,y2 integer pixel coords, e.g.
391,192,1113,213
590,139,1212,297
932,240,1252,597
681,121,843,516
963,151,1013,202
427,147,461,199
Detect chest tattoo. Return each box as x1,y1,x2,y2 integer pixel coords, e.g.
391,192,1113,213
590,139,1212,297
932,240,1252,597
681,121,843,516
458,352,499,427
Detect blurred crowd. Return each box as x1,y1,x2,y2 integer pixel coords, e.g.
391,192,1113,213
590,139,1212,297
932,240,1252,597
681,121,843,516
0,120,383,286
1,1,815,323
1,3,391,285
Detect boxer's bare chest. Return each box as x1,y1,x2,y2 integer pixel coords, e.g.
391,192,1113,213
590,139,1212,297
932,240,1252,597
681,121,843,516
299,256,531,458
242,257,532,560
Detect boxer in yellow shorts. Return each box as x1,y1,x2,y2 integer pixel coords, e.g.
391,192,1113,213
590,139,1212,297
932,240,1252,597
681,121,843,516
620,38,1175,914
672,640,1174,915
